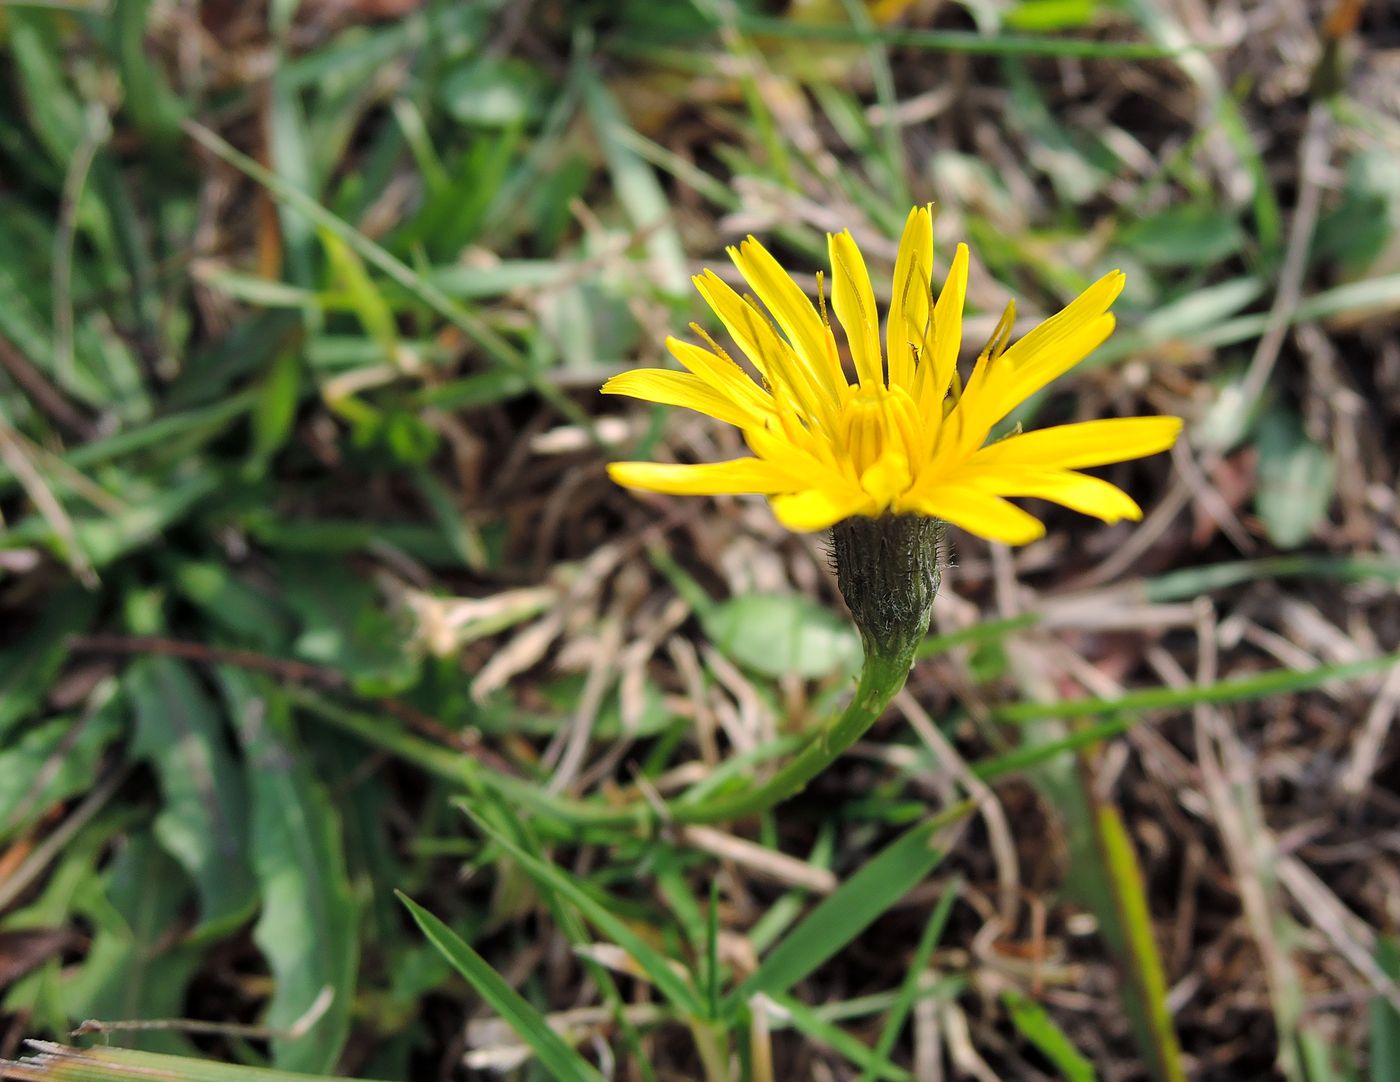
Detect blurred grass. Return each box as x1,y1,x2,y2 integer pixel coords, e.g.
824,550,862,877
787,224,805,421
3,0,1400,1079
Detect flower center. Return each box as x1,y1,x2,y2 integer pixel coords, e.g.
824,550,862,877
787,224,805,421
837,383,923,479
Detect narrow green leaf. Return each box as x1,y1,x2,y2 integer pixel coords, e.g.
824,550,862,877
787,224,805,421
113,0,185,139
397,893,608,1082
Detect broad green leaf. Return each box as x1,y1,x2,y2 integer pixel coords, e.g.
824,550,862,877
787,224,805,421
223,670,358,1075
0,590,96,738
1194,366,1260,453
0,700,120,839
1119,204,1245,267
72,474,221,568
125,659,256,939
280,556,419,695
170,558,293,651
705,594,862,680
440,57,551,127
62,833,201,1054
1316,147,1400,278
1256,405,1335,549
398,894,608,1082
2,814,132,1036
1003,58,1112,204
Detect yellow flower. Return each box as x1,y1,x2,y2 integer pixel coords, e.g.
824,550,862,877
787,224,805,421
604,207,1182,544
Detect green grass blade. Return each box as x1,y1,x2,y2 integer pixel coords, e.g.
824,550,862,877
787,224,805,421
1003,990,1098,1082
1142,554,1400,600
458,808,707,1018
731,14,1198,59
860,878,960,1082
396,894,607,1082
734,802,972,1006
581,76,688,297
177,119,595,434
993,651,1400,724
1372,939,1400,1082
0,1041,395,1082
1091,804,1186,1082
766,993,910,1081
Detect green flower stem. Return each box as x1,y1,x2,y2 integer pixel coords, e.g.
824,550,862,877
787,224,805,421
669,639,919,825
293,641,919,829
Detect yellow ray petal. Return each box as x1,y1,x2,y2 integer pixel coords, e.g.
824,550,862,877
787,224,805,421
828,230,884,389
729,237,844,403
691,271,838,432
969,416,1183,470
959,468,1144,523
962,272,1124,436
602,369,761,430
860,451,913,505
903,486,1047,545
770,486,876,532
989,313,1117,420
666,337,773,420
608,458,797,496
951,311,1116,458
887,206,932,392
1000,269,1125,373
918,241,969,415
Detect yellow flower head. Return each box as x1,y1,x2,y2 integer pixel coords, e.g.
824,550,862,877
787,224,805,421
604,207,1181,545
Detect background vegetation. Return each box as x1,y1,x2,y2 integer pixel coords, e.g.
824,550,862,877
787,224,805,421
2,0,1399,1079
